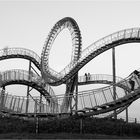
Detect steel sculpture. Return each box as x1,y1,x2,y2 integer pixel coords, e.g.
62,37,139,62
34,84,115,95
0,17,140,119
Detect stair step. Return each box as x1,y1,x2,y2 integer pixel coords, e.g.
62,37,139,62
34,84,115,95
107,102,115,107
99,105,107,109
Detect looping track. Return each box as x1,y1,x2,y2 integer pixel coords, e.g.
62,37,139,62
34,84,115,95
42,23,140,86
41,17,82,85
0,17,140,118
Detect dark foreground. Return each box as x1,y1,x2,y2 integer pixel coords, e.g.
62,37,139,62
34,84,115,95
0,133,138,139
1,115,140,139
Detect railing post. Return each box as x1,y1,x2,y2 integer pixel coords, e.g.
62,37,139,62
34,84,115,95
9,96,14,110
17,97,20,112
0,87,5,111
12,97,17,111
135,118,137,124
3,93,8,109
20,97,24,113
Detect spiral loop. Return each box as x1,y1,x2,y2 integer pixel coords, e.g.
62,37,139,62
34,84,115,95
41,17,82,84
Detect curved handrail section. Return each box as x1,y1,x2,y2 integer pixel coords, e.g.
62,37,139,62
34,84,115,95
0,70,139,117
43,27,140,86
78,74,131,92
0,89,58,114
0,69,57,103
59,70,140,114
104,103,131,119
0,47,41,69
0,72,132,116
78,74,123,84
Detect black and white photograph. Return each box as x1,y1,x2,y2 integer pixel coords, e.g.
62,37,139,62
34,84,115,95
0,0,140,139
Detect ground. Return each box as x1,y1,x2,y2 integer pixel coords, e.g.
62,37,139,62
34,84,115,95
0,133,138,139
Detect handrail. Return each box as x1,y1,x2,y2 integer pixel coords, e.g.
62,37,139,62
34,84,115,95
0,69,57,103
41,26,140,86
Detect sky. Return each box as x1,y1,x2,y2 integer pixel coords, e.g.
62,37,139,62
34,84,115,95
0,0,140,120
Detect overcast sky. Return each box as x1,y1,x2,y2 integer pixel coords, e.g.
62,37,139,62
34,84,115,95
0,0,140,120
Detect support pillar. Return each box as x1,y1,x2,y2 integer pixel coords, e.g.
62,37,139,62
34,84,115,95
69,73,79,113
34,99,39,134
39,94,42,113
124,90,128,123
80,117,83,134
26,61,31,113
126,107,128,123
75,73,78,111
112,47,117,119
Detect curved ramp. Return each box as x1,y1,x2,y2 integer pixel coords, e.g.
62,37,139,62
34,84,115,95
0,47,41,69
0,73,130,117
0,90,58,114
0,71,139,118
1,17,140,119
78,74,131,92
74,73,140,116
0,69,57,103
41,26,140,86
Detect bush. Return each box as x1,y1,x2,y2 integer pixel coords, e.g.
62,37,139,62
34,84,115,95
1,114,140,137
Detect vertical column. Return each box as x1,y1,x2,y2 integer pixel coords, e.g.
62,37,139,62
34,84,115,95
112,47,117,119
80,117,83,134
34,99,37,113
69,73,79,113
124,90,128,123
34,99,39,134
26,60,31,113
39,94,42,113
75,73,78,111
126,107,128,123
36,116,39,134
69,92,72,114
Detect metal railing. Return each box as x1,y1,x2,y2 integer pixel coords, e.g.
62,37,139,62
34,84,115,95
0,47,41,67
78,74,123,83
0,70,140,116
0,69,57,103
42,28,140,85
0,89,59,114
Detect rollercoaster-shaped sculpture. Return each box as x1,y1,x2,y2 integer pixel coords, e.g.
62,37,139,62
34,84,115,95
0,17,140,119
